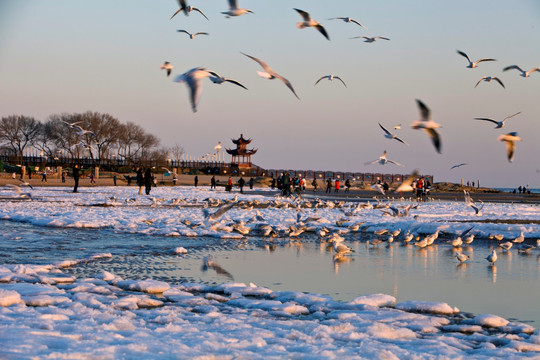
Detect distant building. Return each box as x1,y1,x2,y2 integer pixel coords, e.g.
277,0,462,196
226,134,257,169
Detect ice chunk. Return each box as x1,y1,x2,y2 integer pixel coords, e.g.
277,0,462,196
349,294,396,307
0,289,24,306
396,301,459,315
473,314,509,328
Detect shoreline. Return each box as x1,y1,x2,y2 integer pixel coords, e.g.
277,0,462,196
1,175,539,204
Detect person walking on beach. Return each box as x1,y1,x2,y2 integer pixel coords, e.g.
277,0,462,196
144,168,153,195
72,165,80,193
334,179,340,193
345,179,351,192
136,168,144,195
210,175,216,189
312,178,318,192
227,176,233,191
61,171,66,183
90,172,95,184
194,175,198,187
326,178,332,193
416,177,424,201
41,171,47,182
238,177,246,193
113,174,117,186
249,177,254,190
271,177,276,190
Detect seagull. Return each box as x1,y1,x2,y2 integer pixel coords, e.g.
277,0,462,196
475,76,505,89
17,178,34,189
61,120,83,129
202,256,234,280
503,65,540,78
203,201,237,221
512,231,525,244
170,0,209,20
394,124,401,130
474,112,521,129
455,252,469,263
176,29,209,39
350,36,390,42
241,52,300,99
456,50,496,68
411,99,442,153
159,61,174,77
173,67,212,112
328,17,367,29
72,124,95,137
222,0,253,17
365,150,404,167
371,183,385,195
207,71,248,89
6,184,32,199
293,8,329,40
499,241,513,251
378,123,409,145
395,169,419,193
450,163,467,170
486,249,498,264
464,190,483,215
498,132,522,162
314,75,347,87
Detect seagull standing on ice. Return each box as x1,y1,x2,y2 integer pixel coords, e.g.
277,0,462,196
222,0,253,17
474,112,521,129
294,8,329,40
159,61,174,77
455,252,469,263
486,249,498,264
456,50,496,68
497,132,522,162
378,123,409,145
241,52,300,99
475,76,505,89
328,17,367,29
365,150,404,167
350,36,390,42
411,99,442,153
176,29,209,39
314,75,347,87
207,71,248,89
173,67,212,112
503,65,540,78
170,0,209,20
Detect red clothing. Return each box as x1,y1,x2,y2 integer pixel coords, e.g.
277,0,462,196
335,180,340,190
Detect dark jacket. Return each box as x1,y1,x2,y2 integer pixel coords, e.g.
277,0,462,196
144,169,153,187
136,169,144,186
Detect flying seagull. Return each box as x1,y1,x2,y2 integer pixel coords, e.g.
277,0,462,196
170,0,209,20
314,75,347,87
474,111,521,129
328,17,367,29
222,0,253,17
411,99,442,153
241,52,300,99
159,61,174,77
503,65,540,78
294,8,329,40
450,163,467,170
350,36,390,42
207,71,247,89
475,76,505,89
395,170,419,193
378,123,408,145
498,132,522,163
176,30,209,39
365,150,404,167
456,50,496,68
173,67,212,112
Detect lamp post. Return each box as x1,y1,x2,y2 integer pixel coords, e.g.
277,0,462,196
214,141,222,162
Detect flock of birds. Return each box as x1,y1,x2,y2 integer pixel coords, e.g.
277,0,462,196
157,1,537,168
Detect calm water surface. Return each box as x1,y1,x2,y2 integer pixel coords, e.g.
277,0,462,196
1,220,539,326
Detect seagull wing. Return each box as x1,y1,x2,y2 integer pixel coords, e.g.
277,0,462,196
194,32,209,36
170,1,186,20
314,75,328,86
334,76,347,87
503,65,523,73
224,79,248,90
272,72,300,99
192,7,209,20
205,201,237,221
475,58,497,65
350,19,367,29
474,77,486,88
425,128,442,153
293,8,311,22
528,67,540,75
393,135,409,146
503,111,521,121
241,52,272,73
395,170,419,193
378,123,393,136
474,117,499,125
186,76,203,113
416,99,430,121
387,159,405,167
364,159,379,166
315,24,330,40
504,140,516,162
375,36,390,40
460,226,475,238
228,0,238,10
457,50,471,63
494,77,505,88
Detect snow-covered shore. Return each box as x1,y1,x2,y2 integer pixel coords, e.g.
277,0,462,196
1,186,539,359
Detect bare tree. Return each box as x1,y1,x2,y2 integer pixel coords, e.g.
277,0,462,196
117,122,160,165
0,115,41,164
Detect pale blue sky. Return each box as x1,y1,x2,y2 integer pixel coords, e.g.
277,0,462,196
1,0,539,187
